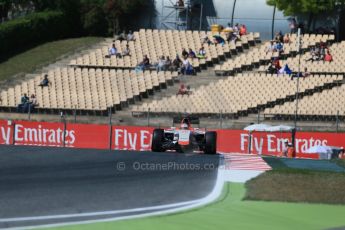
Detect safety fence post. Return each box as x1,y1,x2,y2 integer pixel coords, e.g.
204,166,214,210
219,110,223,129
74,106,77,123
336,110,339,133
257,110,260,124
248,131,252,154
109,108,113,150
147,108,150,127
12,120,16,145
28,104,31,121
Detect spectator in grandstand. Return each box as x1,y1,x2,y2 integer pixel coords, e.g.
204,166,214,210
186,85,193,95
213,35,225,46
226,32,238,43
17,93,29,113
176,83,188,95
306,47,321,62
283,33,291,44
202,36,212,45
225,23,233,31
181,56,194,75
155,56,166,72
290,67,310,80
122,44,131,56
118,30,127,41
289,18,297,33
23,94,38,113
197,47,206,59
266,41,276,53
136,55,150,71
172,55,182,72
273,57,281,71
182,48,188,58
127,30,135,41
38,74,50,87
324,51,333,62
165,56,172,70
188,48,196,58
274,32,283,43
233,23,240,35
177,0,184,7
108,44,122,58
239,24,247,36
275,41,284,54
267,58,281,74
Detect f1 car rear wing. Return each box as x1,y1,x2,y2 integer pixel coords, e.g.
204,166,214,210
173,116,200,126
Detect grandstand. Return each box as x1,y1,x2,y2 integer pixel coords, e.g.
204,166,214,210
0,27,344,126
132,73,342,117
69,29,259,71
0,29,262,115
215,34,335,76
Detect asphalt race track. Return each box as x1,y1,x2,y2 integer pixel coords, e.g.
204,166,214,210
0,145,220,228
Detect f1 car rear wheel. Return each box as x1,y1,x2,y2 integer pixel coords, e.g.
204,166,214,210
204,131,217,155
152,129,165,152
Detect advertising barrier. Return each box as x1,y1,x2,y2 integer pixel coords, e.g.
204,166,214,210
0,120,344,159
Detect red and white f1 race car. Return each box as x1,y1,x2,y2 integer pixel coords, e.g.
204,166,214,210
151,117,217,154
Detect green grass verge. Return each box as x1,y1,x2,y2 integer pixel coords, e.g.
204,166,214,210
245,169,345,205
0,37,104,82
46,183,345,230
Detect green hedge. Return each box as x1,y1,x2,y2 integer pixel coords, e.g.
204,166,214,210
0,11,72,58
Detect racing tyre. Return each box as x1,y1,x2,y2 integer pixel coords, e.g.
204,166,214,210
152,129,165,152
204,131,217,155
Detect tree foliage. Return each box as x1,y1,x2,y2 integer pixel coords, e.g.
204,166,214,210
267,0,345,15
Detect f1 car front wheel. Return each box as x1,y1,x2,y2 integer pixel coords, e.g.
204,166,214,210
152,129,165,152
204,131,217,155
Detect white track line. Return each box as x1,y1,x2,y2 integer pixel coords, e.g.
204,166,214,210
2,158,226,230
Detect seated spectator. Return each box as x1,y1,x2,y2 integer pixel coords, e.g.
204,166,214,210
155,56,166,72
136,55,150,71
182,48,188,58
226,32,238,43
273,57,281,70
283,33,290,43
165,56,172,70
266,41,276,53
188,48,196,58
118,30,127,41
38,74,50,87
177,84,188,95
107,44,122,58
196,47,206,59
233,23,240,35
177,0,184,7
17,93,29,113
186,85,193,95
23,94,38,113
202,36,212,45
275,41,284,54
324,51,333,62
181,56,194,75
267,57,281,74
239,24,247,36
127,30,135,41
274,31,283,43
290,67,310,80
213,35,225,46
306,47,321,62
224,23,232,31
122,44,131,56
172,55,182,72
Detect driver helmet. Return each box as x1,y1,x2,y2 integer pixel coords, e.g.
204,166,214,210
181,123,188,130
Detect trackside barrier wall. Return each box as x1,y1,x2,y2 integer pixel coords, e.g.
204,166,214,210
0,120,344,159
